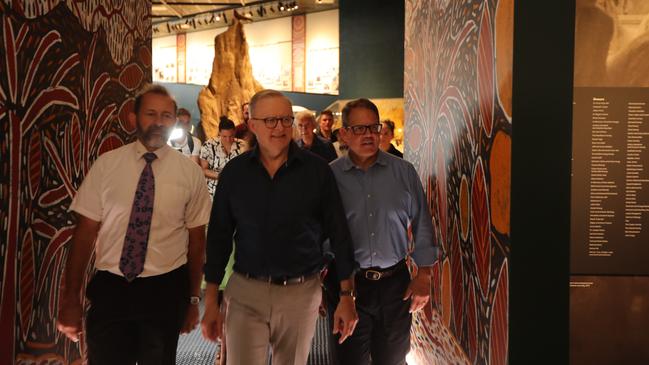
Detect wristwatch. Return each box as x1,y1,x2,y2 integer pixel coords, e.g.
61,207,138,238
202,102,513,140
339,289,356,300
190,296,201,305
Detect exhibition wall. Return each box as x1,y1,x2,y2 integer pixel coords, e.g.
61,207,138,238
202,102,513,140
404,0,512,363
152,9,340,95
0,1,152,363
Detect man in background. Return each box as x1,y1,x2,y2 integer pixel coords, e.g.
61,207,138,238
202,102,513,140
317,109,337,143
295,110,338,162
168,107,202,164
234,102,256,149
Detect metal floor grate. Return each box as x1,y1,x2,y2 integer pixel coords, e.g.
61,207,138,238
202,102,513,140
176,303,219,365
176,304,336,365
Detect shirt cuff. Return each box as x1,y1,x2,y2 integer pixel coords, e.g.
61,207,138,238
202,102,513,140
203,264,225,285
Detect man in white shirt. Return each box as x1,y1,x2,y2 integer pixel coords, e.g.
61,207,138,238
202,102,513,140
168,108,202,164
56,85,211,365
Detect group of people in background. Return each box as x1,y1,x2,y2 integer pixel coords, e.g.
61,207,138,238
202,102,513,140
56,84,436,365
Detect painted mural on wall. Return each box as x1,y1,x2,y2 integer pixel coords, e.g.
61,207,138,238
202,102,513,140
0,1,151,363
404,0,512,364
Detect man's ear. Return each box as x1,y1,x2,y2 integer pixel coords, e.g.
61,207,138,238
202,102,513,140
248,119,257,135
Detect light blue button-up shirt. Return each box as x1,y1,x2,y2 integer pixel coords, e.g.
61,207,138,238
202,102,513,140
330,151,438,269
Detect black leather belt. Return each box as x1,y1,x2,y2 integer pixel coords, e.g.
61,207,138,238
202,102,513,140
358,260,407,281
239,271,319,286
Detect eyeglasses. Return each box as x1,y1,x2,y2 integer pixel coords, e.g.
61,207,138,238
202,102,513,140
346,123,382,135
251,115,294,129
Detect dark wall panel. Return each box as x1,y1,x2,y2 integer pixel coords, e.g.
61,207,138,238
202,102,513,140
339,0,404,99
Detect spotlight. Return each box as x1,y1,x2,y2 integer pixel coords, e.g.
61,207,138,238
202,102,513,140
247,10,253,17
279,2,285,11
215,13,221,21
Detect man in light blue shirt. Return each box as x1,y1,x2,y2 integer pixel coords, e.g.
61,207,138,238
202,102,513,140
329,98,438,365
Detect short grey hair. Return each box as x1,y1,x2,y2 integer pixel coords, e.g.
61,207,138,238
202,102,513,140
295,111,316,126
249,89,292,117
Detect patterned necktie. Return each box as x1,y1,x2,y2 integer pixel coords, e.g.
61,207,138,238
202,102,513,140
119,152,157,281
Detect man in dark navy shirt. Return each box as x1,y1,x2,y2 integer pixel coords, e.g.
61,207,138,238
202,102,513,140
295,110,338,162
201,89,358,365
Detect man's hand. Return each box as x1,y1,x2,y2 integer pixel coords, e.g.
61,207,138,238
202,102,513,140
56,213,100,343
56,294,83,342
200,301,222,342
403,268,432,313
181,303,200,334
200,284,222,342
332,296,358,344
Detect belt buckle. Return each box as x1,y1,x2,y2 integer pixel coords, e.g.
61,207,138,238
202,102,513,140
365,270,382,281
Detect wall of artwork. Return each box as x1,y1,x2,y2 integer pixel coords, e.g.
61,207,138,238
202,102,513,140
0,1,151,363
404,0,513,364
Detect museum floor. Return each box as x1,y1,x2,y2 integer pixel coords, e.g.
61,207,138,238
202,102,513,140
176,303,334,365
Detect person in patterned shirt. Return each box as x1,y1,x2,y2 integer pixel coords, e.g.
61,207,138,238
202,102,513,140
200,116,246,198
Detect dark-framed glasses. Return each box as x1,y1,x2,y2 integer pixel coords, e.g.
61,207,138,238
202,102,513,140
252,115,294,129
347,123,382,135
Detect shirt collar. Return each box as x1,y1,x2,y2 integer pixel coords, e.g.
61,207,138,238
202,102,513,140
134,139,171,161
248,141,305,166
341,150,388,171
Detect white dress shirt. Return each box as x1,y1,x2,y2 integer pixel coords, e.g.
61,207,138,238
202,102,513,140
70,140,212,277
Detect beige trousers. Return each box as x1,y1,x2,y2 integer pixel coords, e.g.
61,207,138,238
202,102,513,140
224,272,321,365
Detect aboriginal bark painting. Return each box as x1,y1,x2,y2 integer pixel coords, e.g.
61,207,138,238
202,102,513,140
0,1,151,363
404,0,512,364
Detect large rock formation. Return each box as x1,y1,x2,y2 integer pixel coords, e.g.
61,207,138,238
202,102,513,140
198,19,263,139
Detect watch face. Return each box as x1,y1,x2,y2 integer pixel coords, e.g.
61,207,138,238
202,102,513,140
190,296,200,305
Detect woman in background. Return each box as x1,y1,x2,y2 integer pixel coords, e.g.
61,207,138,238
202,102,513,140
200,116,247,198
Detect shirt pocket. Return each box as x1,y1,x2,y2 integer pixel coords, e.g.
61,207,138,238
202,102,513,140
155,183,189,223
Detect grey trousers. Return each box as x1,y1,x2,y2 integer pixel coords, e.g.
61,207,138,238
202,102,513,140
224,272,321,365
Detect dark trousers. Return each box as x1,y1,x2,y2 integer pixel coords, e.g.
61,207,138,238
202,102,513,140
85,266,189,365
336,264,411,365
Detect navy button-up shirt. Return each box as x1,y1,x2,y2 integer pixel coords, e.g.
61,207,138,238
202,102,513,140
204,142,357,285
330,151,438,268
296,135,338,162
